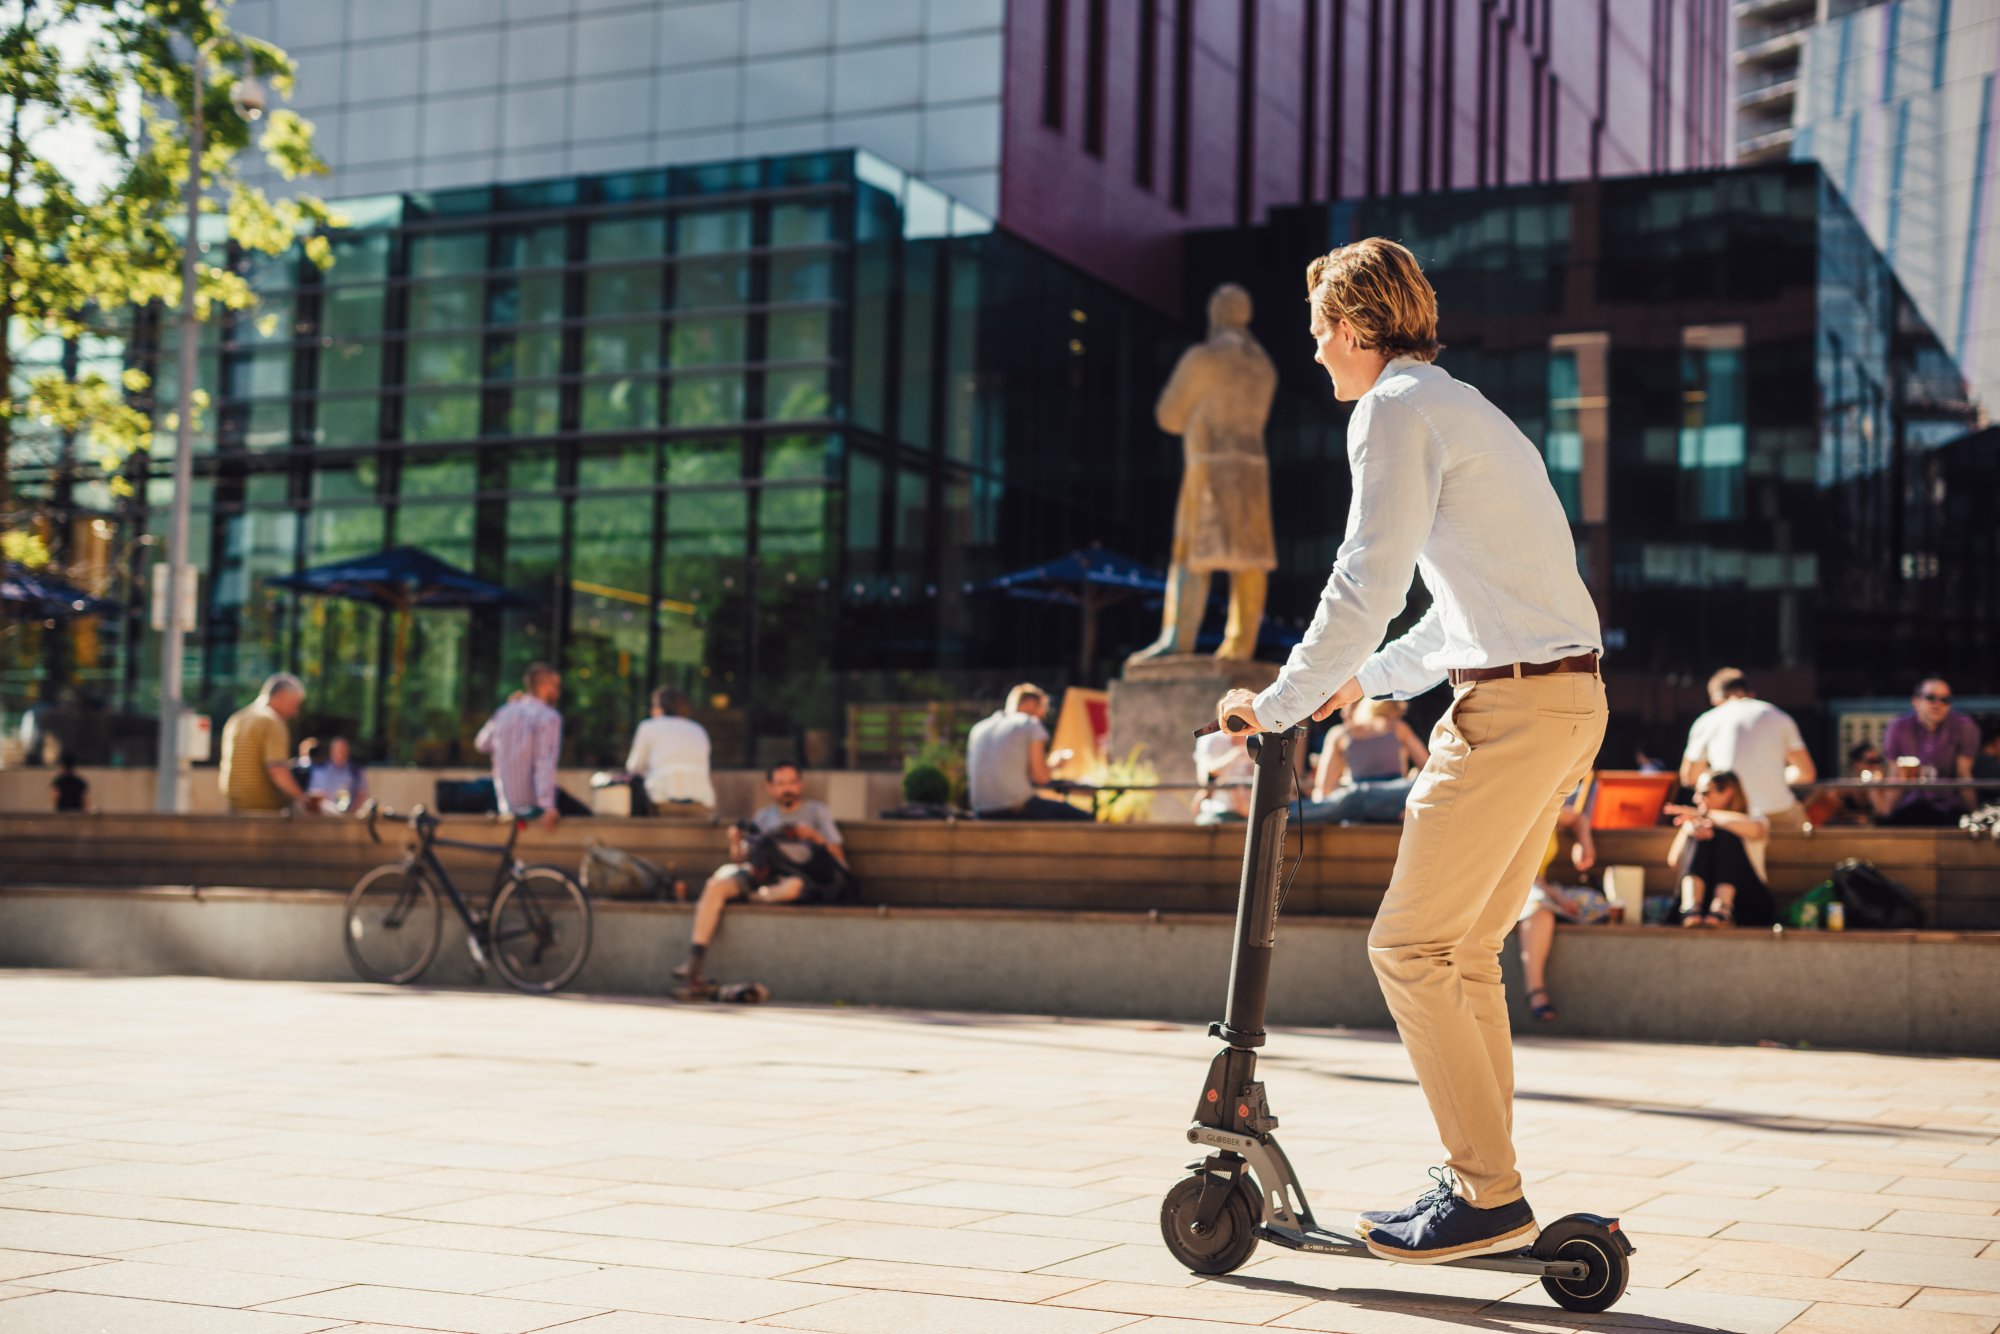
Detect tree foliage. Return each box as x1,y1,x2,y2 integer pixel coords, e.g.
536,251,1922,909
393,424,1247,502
0,0,336,540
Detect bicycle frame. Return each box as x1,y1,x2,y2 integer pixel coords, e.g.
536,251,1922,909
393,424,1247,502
401,815,527,933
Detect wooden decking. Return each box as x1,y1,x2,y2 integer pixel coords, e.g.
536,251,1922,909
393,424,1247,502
3,812,1995,928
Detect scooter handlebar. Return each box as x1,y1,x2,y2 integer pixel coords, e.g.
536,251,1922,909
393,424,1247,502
1192,714,1257,739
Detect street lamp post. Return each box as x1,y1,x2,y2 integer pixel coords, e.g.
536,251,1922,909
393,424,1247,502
153,45,263,812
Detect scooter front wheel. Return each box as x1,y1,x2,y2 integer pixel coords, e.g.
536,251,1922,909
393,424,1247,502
1160,1174,1260,1275
1534,1220,1630,1313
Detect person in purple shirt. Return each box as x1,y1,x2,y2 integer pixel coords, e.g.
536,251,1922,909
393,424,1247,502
1880,676,1981,826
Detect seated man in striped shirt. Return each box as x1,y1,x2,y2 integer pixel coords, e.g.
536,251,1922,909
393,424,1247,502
474,662,563,833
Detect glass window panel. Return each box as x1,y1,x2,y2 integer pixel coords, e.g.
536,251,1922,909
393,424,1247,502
507,451,558,490
664,437,741,486
898,238,937,448
245,472,290,506
318,340,382,392
236,296,295,345
1679,324,1747,522
770,202,833,247
408,279,484,331
567,491,656,763
894,466,927,578
400,452,478,497
404,392,480,443
495,329,564,380
498,493,562,697
583,322,659,375
672,257,748,309
327,231,392,283
296,501,383,753
408,229,487,278
669,316,745,367
321,285,386,338
586,265,663,317
496,223,567,269
762,434,829,481
769,252,833,303
151,349,221,413
675,207,751,254
312,459,382,502
488,273,565,325
580,378,659,432
768,309,829,362
765,368,829,421
759,487,824,557
209,505,298,702
658,485,747,716
224,348,291,399
588,215,666,261
666,373,744,427
578,442,656,490
506,387,561,437
241,400,292,450
845,451,882,574
316,396,379,446
407,335,482,387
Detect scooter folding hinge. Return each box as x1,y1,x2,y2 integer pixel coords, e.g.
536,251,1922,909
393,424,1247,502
1236,1082,1279,1136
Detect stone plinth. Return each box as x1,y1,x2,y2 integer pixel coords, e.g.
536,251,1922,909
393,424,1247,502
1108,655,1280,820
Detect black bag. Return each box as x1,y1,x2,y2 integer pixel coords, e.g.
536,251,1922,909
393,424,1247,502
435,777,498,813
1829,857,1924,930
736,821,858,905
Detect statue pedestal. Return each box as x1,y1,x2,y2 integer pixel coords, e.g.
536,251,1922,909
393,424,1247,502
1109,656,1280,822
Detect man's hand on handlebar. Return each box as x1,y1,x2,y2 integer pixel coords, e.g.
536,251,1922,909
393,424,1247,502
1213,677,1363,735
1312,677,1365,722
1215,689,1265,736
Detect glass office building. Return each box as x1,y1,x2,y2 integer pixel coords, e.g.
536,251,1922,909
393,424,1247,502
1187,161,1976,753
14,150,1193,767
13,156,1978,769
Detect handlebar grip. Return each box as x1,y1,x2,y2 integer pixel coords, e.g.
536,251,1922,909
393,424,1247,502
1192,714,1257,739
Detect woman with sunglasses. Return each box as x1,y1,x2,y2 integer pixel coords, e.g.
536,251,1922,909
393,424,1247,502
1665,771,1774,928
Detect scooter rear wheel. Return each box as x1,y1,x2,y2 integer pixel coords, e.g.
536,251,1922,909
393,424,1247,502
1160,1174,1260,1275
1535,1224,1629,1313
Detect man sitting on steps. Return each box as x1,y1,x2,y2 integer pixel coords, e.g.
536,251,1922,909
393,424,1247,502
674,762,847,993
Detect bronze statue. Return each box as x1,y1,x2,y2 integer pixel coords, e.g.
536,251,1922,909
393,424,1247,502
1130,283,1278,662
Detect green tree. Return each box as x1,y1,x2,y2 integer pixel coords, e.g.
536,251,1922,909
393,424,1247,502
0,0,334,538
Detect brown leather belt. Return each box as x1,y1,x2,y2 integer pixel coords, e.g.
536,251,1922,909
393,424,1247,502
1447,652,1599,688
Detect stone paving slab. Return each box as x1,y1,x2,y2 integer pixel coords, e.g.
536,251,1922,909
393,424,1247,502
0,972,1995,1333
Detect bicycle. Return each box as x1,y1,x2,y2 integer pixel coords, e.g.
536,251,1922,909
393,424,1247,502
344,800,593,994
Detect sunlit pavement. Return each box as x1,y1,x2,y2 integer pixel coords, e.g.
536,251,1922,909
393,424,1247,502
0,971,1997,1333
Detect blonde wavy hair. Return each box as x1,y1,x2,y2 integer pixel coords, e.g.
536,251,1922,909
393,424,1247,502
1305,237,1442,362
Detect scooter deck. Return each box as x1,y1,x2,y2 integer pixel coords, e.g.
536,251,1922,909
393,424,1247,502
1259,1225,1589,1281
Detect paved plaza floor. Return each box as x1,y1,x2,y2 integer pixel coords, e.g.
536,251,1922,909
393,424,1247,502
0,973,1997,1334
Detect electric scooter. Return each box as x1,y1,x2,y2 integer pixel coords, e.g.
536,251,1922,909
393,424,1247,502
1159,718,1635,1314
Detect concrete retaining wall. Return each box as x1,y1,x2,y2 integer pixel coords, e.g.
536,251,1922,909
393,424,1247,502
4,886,1995,1055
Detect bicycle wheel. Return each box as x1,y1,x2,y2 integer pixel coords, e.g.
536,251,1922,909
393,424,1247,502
488,866,593,994
343,864,441,984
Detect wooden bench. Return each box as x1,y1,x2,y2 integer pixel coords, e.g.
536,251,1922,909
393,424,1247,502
1,814,1994,928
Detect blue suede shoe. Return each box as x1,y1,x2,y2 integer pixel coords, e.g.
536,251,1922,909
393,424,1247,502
1364,1187,1538,1264
1352,1165,1458,1238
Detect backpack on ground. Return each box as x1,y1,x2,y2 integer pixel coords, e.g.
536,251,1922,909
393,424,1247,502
1828,857,1924,930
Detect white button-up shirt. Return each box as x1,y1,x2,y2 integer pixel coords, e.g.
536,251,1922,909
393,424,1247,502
1252,357,1602,732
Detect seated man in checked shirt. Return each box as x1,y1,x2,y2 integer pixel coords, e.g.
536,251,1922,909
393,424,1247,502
474,662,564,833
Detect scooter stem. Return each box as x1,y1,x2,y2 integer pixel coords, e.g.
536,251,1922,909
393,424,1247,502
1214,728,1301,1048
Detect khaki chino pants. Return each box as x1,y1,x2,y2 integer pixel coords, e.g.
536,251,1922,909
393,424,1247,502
1368,669,1609,1207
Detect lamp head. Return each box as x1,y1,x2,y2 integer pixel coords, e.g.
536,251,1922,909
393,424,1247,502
232,75,267,119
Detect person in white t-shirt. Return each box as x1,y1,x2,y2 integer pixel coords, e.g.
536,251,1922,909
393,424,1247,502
1193,727,1254,823
1680,667,1816,831
624,688,716,816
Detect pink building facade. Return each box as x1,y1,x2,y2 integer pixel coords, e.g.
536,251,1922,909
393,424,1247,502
1000,0,1736,312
